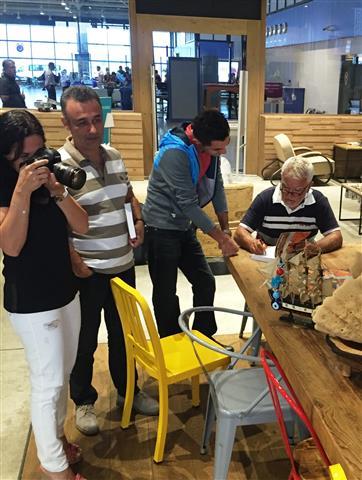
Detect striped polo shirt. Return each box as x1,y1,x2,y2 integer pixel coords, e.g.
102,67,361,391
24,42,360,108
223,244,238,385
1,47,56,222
59,137,134,274
240,186,340,245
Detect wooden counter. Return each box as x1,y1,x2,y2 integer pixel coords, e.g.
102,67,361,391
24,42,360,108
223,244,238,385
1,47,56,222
226,245,362,479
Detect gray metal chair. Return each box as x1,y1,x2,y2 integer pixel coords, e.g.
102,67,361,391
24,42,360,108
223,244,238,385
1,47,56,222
178,306,296,480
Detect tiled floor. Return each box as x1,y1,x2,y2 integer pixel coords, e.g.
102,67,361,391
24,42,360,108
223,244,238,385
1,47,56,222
1,175,361,479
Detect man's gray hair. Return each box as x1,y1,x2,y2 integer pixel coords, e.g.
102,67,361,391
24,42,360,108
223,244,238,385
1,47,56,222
281,156,314,182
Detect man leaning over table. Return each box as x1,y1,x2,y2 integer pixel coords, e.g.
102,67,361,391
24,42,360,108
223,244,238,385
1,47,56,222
234,156,343,256
58,85,158,437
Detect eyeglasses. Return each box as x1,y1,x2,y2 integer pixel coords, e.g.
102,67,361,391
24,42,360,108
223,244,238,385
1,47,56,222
280,183,309,197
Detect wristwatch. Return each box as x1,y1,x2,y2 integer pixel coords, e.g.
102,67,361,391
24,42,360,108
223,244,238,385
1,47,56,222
54,188,69,203
223,228,232,236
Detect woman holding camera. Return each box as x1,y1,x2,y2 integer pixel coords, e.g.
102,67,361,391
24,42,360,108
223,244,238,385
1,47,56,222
0,110,88,480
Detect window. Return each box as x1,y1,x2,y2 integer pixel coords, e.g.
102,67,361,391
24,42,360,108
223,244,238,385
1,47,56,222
0,41,8,57
31,42,56,59
107,27,130,45
0,24,6,40
54,24,77,43
55,43,78,59
30,25,54,42
7,24,30,41
8,41,31,58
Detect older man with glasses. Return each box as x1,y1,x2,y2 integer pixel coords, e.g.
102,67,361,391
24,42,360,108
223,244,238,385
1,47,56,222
234,156,343,255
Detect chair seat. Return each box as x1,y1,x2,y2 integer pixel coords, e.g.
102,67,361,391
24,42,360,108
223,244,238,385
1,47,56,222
299,155,335,176
210,367,294,424
293,438,330,480
148,331,230,381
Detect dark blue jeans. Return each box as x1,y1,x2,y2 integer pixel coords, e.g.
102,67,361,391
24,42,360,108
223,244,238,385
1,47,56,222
146,226,216,339
70,267,138,406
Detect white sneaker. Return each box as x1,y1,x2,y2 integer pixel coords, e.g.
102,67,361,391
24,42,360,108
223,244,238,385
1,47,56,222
117,391,159,416
75,404,99,436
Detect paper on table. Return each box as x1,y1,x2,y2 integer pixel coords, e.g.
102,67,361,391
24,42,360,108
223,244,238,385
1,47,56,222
250,245,276,262
124,203,136,239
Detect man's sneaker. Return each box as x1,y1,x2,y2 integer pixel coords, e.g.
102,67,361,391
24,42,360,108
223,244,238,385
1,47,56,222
75,404,99,436
117,390,159,416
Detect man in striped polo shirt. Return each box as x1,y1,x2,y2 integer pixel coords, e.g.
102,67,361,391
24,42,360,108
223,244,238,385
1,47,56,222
59,86,158,437
234,156,342,255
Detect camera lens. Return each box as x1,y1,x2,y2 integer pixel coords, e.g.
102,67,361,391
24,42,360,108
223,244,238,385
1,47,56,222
53,163,86,190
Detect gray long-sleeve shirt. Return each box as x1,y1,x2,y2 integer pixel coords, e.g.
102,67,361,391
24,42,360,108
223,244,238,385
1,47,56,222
143,146,227,233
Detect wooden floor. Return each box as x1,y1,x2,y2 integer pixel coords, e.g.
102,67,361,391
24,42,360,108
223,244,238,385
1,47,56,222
20,335,291,480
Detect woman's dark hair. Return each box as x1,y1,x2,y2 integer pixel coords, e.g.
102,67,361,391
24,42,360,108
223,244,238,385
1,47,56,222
192,109,230,146
0,109,45,162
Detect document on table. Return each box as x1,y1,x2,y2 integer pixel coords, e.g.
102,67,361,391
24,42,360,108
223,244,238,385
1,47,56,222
250,245,276,262
125,203,136,239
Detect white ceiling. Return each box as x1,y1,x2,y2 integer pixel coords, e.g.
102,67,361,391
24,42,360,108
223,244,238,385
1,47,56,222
0,0,129,24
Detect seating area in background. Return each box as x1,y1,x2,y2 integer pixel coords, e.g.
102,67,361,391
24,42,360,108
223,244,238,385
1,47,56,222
178,306,296,480
110,278,230,463
264,133,335,185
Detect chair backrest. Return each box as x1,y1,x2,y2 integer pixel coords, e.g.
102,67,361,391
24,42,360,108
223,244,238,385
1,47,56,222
273,133,295,162
179,306,260,364
111,277,167,376
260,348,330,478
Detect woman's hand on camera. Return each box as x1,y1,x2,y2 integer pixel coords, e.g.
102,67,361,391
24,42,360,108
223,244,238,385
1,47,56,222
17,159,50,195
44,172,65,197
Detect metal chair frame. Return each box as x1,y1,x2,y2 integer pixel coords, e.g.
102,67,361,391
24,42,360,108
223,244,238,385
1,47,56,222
179,306,295,480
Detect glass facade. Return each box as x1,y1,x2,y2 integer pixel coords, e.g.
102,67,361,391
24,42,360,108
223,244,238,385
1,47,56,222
0,21,131,82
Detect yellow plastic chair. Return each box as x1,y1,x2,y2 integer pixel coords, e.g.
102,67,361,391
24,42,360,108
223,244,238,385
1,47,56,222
110,277,230,463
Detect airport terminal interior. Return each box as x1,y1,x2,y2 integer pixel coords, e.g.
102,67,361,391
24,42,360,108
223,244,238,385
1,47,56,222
0,0,361,479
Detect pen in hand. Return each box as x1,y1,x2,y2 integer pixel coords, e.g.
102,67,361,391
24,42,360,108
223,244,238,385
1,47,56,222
253,238,267,255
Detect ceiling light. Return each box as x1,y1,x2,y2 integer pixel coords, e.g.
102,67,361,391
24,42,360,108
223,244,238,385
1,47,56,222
40,7,45,15
65,6,69,10
61,1,66,5
73,15,77,19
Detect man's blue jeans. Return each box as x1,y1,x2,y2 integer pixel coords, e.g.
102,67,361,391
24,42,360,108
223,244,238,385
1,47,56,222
146,226,217,338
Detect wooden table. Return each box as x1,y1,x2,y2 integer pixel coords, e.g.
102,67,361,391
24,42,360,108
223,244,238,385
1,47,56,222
226,245,362,479
333,143,362,182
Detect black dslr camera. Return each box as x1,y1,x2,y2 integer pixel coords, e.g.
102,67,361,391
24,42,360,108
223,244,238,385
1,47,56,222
24,147,86,190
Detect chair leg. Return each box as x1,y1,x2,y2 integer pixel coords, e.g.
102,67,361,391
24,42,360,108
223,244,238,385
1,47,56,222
121,354,136,429
153,382,169,463
191,375,200,407
250,319,262,357
239,301,249,338
201,390,216,455
213,416,238,480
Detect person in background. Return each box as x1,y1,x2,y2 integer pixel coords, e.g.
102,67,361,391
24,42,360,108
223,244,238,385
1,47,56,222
95,66,104,86
143,109,239,344
155,69,162,88
116,65,126,86
124,66,132,86
39,62,59,109
60,69,70,92
234,156,343,255
58,86,158,437
0,59,26,108
0,109,88,480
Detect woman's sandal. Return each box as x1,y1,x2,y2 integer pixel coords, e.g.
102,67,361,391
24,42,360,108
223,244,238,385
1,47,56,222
63,442,83,465
40,465,87,479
